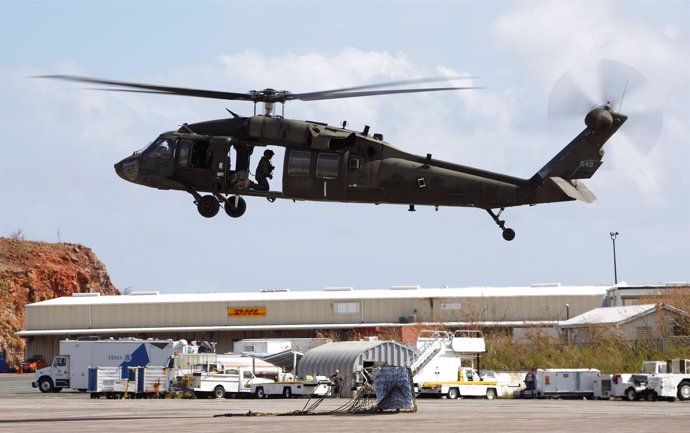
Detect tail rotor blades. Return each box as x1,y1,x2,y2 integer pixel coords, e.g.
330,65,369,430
547,59,663,155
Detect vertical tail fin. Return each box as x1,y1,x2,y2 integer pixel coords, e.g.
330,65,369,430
531,107,627,204
532,107,627,183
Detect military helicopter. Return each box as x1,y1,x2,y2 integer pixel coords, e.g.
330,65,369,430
41,74,628,241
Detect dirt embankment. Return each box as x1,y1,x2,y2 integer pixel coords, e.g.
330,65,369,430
0,238,119,368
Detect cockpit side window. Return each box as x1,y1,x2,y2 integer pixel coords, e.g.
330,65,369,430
177,140,192,167
148,137,174,159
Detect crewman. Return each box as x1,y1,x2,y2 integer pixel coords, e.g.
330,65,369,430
253,149,275,191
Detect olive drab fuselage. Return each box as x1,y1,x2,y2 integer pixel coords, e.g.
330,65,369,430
114,107,626,241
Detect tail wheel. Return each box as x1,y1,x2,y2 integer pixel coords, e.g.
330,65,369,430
224,196,247,218
197,195,219,218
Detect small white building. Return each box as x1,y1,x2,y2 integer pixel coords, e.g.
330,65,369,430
560,303,689,343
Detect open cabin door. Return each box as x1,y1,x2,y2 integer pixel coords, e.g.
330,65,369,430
282,148,346,201
173,136,230,192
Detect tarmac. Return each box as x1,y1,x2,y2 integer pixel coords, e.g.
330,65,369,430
1,374,689,432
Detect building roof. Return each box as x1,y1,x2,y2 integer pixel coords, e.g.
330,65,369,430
27,285,611,307
559,303,688,328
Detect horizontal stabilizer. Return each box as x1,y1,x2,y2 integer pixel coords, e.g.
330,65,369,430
548,177,597,203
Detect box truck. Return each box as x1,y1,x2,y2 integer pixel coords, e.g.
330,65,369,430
32,338,177,393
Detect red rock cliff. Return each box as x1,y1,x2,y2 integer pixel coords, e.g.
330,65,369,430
0,238,119,368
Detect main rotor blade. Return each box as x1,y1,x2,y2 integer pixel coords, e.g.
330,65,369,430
35,75,254,101
294,86,480,101
292,76,475,99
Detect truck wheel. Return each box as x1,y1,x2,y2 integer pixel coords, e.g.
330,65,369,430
213,385,226,399
624,387,636,401
283,387,293,399
486,389,497,400
646,391,657,402
678,381,690,401
447,388,459,400
38,377,54,393
255,387,266,399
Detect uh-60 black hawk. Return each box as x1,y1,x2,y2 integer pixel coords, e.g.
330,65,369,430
43,75,627,241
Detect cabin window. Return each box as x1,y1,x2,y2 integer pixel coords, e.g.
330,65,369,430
148,137,174,159
334,301,360,314
177,140,192,167
316,153,339,179
288,151,311,176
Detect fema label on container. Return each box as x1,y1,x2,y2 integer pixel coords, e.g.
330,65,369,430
228,307,266,317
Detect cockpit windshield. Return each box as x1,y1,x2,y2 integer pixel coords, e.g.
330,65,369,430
144,136,174,159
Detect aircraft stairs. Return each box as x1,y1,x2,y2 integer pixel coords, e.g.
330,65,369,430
409,331,450,377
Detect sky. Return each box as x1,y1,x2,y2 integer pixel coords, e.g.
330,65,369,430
1,1,688,294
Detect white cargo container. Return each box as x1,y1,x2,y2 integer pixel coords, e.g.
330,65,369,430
520,369,600,399
32,338,176,393
88,366,170,398
593,374,613,399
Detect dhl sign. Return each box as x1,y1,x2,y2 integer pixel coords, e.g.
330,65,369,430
228,307,266,317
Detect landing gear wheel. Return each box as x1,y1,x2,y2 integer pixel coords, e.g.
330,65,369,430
197,195,219,218
224,196,246,218
486,208,516,241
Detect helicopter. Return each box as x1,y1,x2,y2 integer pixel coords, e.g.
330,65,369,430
41,74,627,241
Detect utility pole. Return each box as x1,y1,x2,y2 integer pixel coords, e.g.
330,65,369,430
610,232,619,284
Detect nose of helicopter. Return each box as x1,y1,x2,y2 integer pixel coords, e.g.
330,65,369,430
114,156,140,182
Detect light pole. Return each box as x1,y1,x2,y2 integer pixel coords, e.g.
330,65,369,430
610,231,619,284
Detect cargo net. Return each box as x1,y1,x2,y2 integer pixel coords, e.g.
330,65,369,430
282,366,417,416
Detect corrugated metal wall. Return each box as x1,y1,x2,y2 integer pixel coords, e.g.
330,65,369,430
24,294,603,330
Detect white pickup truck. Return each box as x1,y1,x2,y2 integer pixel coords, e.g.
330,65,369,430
250,374,332,399
190,367,273,398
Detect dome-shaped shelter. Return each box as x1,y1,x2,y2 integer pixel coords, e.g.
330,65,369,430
297,340,416,398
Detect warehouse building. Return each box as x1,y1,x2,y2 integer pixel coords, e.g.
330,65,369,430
18,284,618,361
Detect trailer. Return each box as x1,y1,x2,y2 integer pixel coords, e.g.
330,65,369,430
88,366,170,399
32,338,181,393
518,369,600,399
250,374,332,399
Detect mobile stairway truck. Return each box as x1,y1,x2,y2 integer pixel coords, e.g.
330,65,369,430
412,330,502,399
